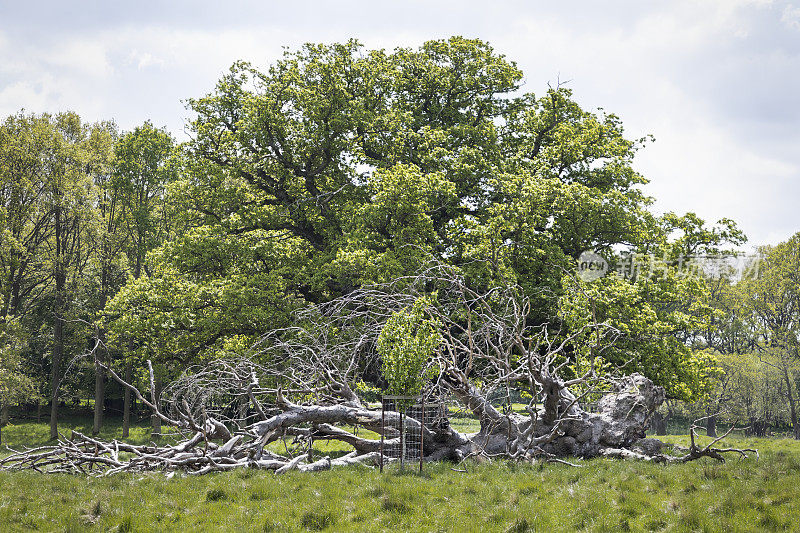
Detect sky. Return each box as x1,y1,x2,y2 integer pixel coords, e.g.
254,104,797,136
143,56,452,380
1,0,798,247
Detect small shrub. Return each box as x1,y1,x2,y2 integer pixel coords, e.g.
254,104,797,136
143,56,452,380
702,464,726,480
249,489,267,501
646,518,667,531
300,510,336,531
205,487,228,502
507,518,534,533
381,494,410,513
80,500,102,525
117,516,133,533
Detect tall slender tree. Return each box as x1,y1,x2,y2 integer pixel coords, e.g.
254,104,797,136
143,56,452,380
46,112,99,439
111,122,175,437
85,122,119,435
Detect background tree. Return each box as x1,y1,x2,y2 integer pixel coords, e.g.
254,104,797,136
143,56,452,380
736,235,800,438
1,112,122,439
85,121,120,435
0,319,36,444
0,113,64,422
45,112,102,439
108,121,175,437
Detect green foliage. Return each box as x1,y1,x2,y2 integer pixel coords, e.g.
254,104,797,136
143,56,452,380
559,269,717,401
721,233,800,434
0,320,36,406
354,380,382,403
179,37,658,304
377,297,442,400
0,111,118,410
737,233,800,351
113,36,693,378
658,212,746,258
112,121,176,276
698,350,790,428
333,164,456,285
104,258,294,365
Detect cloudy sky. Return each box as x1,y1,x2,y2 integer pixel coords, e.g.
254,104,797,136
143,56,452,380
1,0,798,247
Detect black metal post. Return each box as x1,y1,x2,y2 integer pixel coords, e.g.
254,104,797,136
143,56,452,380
419,402,425,473
380,398,385,473
400,409,404,470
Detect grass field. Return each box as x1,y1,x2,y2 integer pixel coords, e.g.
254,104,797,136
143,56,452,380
1,417,799,532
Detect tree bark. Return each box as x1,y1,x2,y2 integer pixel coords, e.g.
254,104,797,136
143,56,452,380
122,360,133,438
783,368,800,439
92,357,105,436
49,203,64,441
650,411,667,436
151,375,162,439
0,400,8,445
706,413,717,438
93,269,109,435
49,306,64,440
122,254,143,439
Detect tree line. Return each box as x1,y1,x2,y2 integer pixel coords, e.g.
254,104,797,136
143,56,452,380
0,113,174,440
667,235,800,438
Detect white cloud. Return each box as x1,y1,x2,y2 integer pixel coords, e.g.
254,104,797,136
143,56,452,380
493,1,798,245
46,39,112,78
0,78,54,114
126,50,165,71
782,4,800,30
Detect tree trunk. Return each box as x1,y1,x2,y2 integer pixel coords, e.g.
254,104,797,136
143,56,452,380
706,413,717,438
650,411,667,436
122,255,143,440
92,357,106,436
439,372,665,459
49,309,64,440
122,361,133,438
151,375,162,439
93,272,109,436
783,369,800,440
49,203,65,441
0,400,8,445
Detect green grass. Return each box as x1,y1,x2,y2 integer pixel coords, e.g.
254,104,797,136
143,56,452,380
1,418,800,532
0,414,155,453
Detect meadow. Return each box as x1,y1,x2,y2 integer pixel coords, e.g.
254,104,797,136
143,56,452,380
1,416,799,532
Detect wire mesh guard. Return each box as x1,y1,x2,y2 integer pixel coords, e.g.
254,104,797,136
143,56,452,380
380,396,444,470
